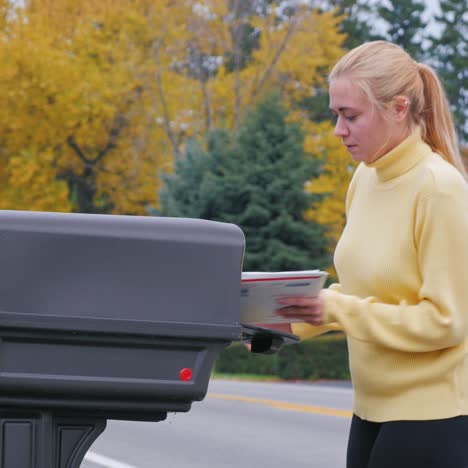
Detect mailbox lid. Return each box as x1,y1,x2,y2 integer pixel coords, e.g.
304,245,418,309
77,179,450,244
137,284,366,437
0,210,245,330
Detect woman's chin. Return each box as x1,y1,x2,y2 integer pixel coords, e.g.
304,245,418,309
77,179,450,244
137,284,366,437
350,153,365,163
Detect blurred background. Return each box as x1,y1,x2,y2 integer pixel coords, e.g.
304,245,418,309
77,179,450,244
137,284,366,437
0,0,466,276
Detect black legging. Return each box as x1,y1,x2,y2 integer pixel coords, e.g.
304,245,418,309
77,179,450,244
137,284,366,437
347,414,468,468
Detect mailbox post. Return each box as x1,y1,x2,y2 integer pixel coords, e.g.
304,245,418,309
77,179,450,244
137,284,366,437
0,211,297,468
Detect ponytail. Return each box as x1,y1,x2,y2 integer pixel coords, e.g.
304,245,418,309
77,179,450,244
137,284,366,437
416,63,467,180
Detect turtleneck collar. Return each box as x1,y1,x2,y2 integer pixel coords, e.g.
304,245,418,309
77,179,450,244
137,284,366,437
366,127,432,182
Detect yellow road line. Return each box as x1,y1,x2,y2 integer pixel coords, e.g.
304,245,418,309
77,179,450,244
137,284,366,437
208,393,352,418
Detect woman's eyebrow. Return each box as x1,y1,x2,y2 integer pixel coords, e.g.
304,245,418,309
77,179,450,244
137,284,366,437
329,106,358,112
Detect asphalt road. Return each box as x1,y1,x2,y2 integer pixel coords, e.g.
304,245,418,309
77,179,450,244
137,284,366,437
81,379,353,468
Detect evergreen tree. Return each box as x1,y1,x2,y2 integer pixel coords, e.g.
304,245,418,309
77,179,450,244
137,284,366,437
160,94,330,271
377,0,427,60
304,0,381,123
329,0,381,50
429,0,467,143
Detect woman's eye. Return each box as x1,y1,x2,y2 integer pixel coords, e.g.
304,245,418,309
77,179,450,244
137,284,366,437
345,115,356,122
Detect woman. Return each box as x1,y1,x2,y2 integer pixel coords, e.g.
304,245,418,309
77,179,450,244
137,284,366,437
271,41,468,467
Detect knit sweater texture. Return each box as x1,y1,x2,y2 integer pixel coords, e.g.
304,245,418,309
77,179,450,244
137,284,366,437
292,128,468,422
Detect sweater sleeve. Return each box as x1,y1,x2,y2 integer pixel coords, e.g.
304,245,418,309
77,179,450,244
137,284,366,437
322,187,468,353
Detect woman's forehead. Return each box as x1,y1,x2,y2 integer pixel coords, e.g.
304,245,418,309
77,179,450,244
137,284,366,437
329,78,368,111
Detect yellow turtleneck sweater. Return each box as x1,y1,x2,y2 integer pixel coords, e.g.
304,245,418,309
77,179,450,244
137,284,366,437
292,129,468,422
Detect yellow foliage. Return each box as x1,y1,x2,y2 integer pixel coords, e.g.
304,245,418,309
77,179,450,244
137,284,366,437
1,149,72,212
0,0,347,219
302,121,356,250
205,4,344,130
0,0,194,213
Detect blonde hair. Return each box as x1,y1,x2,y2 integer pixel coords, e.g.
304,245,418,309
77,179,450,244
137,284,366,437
329,41,467,180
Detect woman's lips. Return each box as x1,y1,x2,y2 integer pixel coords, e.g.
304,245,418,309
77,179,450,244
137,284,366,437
346,144,357,151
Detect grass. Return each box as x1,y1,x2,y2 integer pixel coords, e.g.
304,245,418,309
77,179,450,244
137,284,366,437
211,372,280,382
211,372,352,384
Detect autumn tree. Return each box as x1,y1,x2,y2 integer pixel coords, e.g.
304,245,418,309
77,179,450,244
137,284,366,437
326,0,381,50
0,0,347,239
0,0,194,213
170,1,345,135
160,94,330,271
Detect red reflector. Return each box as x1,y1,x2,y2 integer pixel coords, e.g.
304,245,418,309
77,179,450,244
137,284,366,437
179,368,193,381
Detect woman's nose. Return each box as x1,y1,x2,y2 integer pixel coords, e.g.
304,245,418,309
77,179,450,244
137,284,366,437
334,117,349,137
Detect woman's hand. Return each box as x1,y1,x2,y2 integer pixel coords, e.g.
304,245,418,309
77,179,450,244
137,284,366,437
275,294,324,326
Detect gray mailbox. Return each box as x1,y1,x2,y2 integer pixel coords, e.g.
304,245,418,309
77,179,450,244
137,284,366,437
0,210,297,468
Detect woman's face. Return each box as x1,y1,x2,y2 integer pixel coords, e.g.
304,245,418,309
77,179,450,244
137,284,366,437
329,77,403,164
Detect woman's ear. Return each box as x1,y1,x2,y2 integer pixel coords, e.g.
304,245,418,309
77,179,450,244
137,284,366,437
392,95,410,122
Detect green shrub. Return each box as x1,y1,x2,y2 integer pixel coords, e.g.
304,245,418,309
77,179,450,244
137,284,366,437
215,343,276,375
276,334,350,380
214,333,350,381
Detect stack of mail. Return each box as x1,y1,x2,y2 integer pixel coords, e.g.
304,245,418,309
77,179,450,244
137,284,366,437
240,270,328,324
